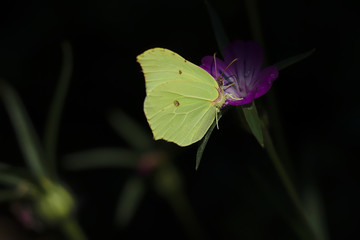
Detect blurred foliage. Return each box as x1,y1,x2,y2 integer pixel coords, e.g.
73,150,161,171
0,41,86,240
64,109,205,239
0,0,358,239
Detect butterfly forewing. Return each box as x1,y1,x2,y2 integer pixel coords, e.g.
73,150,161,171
137,48,219,94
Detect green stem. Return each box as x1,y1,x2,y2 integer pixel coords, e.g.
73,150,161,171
243,0,314,237
263,127,316,239
60,218,87,240
244,0,291,164
155,163,205,240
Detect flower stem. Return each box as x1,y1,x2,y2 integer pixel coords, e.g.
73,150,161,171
243,0,316,237
263,127,317,239
60,218,87,240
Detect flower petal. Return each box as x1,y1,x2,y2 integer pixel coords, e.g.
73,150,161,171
201,56,229,78
223,40,264,81
201,56,238,90
226,91,256,106
254,65,279,98
200,40,278,106
225,65,278,106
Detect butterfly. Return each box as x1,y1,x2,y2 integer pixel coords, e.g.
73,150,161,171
137,48,237,146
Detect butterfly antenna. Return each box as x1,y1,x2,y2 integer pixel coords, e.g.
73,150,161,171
213,52,218,79
218,58,239,89
222,58,239,76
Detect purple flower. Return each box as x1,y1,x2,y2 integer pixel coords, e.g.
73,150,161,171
201,40,279,106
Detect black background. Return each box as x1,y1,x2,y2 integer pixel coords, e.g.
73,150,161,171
0,0,359,239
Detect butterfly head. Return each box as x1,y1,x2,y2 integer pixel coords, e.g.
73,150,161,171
211,57,244,108
213,76,243,108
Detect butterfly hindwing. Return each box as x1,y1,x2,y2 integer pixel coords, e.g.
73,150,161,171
144,81,217,146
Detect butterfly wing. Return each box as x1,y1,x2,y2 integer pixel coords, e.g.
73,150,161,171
137,48,220,93
137,48,220,146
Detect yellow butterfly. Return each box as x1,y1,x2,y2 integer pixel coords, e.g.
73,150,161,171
137,48,236,146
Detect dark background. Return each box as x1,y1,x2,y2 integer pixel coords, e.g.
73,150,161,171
0,0,359,239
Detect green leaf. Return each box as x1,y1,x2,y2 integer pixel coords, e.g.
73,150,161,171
114,176,145,227
0,163,10,169
63,148,140,170
195,113,222,170
242,102,264,147
205,0,229,56
108,109,154,152
275,48,316,71
0,190,20,202
0,80,47,180
0,168,37,191
0,171,28,187
43,40,73,178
